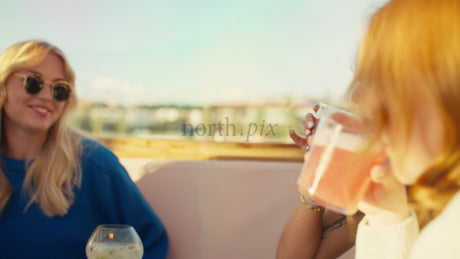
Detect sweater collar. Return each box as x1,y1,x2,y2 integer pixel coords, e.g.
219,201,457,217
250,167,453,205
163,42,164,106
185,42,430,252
1,154,27,173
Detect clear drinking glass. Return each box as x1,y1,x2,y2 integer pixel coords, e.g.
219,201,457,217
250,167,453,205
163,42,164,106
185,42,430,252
297,104,386,215
86,224,144,259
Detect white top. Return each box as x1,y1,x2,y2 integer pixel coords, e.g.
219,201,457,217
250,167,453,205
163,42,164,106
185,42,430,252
355,192,460,259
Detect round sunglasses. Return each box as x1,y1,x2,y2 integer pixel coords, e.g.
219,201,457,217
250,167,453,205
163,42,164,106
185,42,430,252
13,73,72,102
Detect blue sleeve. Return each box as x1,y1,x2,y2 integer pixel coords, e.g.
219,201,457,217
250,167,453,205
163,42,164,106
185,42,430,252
81,139,169,258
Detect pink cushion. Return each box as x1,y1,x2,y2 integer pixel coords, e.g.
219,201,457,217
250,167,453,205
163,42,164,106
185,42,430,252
127,159,354,259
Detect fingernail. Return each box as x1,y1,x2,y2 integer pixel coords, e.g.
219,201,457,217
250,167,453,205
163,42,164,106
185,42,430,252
305,129,311,135
307,121,314,129
289,129,293,134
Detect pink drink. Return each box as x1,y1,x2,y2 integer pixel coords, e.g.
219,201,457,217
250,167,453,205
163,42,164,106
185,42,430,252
297,112,386,215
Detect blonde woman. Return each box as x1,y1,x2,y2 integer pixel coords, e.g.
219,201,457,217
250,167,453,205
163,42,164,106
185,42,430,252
347,0,460,257
0,40,168,258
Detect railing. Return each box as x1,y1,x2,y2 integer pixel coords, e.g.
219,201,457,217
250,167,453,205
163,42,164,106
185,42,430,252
98,137,304,162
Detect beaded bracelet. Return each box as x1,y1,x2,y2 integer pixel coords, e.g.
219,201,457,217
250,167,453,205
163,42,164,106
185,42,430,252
300,194,325,213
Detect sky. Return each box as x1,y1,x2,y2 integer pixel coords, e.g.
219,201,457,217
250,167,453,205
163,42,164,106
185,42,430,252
0,0,388,106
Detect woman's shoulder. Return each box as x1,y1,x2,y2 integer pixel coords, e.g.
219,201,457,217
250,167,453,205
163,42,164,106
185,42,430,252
411,191,460,257
76,136,132,186
79,136,121,167
431,191,460,224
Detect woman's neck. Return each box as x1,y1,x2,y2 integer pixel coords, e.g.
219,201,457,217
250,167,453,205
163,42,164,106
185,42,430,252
4,129,47,160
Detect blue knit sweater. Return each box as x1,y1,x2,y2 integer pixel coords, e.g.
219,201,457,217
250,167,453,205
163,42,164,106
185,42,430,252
0,138,168,258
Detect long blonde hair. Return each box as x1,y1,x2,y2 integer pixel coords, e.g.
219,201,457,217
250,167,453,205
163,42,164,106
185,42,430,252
0,40,82,217
348,0,460,226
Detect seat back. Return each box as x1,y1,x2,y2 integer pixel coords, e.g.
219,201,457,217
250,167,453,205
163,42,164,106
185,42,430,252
124,159,354,259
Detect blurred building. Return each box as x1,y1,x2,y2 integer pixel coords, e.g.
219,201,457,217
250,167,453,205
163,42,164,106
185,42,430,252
72,98,320,143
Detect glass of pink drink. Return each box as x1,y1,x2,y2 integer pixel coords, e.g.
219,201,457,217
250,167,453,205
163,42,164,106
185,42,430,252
297,106,386,215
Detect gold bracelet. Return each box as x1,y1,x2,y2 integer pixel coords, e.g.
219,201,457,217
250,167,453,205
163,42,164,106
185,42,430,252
300,194,324,212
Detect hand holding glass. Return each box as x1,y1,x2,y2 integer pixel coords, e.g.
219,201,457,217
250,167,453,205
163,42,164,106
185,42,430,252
86,224,144,259
297,106,386,215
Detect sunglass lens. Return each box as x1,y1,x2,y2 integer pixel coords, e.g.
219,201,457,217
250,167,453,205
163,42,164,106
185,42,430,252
25,76,43,94
53,83,70,101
